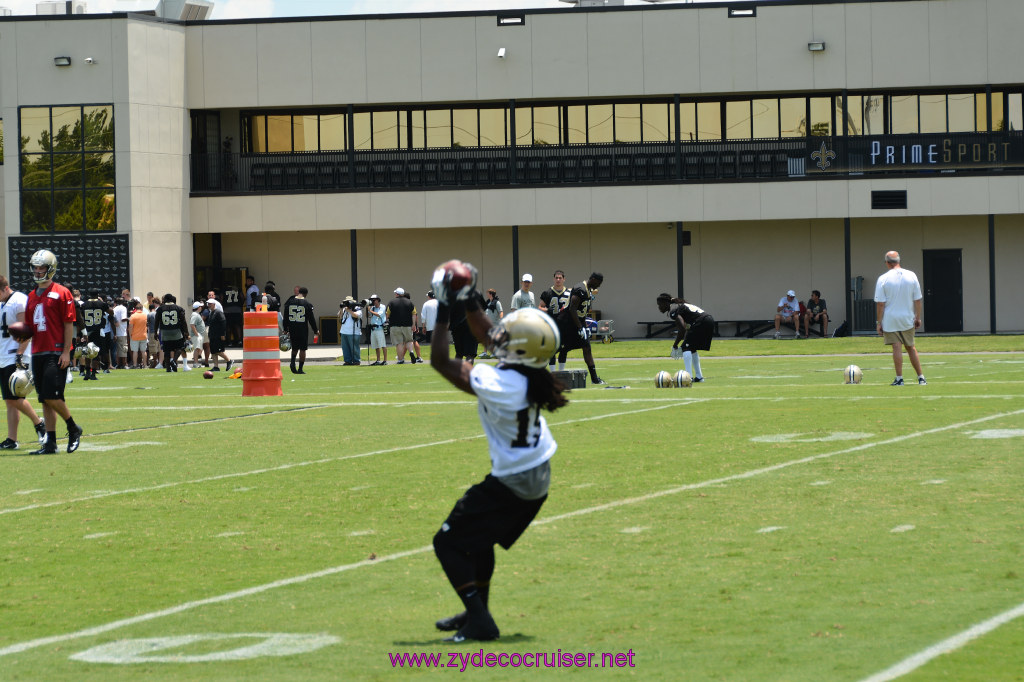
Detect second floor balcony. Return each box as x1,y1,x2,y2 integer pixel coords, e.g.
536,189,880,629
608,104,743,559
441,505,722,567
190,132,1024,196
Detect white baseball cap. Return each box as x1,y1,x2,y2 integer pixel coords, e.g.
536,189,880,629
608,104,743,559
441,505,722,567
787,290,796,297
192,301,203,309
394,287,405,295
522,274,533,282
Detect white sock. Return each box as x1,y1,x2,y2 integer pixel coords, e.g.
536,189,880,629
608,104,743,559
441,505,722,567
683,351,693,376
558,363,565,371
691,352,703,379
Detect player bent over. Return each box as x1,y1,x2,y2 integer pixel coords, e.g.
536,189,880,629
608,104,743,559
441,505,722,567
0,275,47,450
429,261,568,643
25,250,83,454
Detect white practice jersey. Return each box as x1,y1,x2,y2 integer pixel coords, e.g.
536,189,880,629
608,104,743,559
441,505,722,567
470,363,557,477
0,291,31,368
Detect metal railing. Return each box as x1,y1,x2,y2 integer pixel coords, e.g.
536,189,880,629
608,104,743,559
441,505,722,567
190,132,1024,194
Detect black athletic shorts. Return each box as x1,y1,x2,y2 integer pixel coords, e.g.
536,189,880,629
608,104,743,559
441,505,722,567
286,324,309,351
439,474,546,553
210,335,226,353
682,315,715,352
31,354,66,403
162,336,185,352
556,315,590,352
1,364,21,401
452,321,478,358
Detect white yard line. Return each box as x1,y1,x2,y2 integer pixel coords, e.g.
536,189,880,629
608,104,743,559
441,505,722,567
0,402,689,516
1,406,1021,659
858,600,1024,682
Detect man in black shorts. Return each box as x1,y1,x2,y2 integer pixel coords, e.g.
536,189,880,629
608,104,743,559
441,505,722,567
282,287,319,374
155,293,189,373
79,290,109,381
656,293,714,382
554,272,605,385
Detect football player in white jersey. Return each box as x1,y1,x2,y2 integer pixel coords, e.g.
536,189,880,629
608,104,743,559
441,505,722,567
0,275,47,450
429,261,568,643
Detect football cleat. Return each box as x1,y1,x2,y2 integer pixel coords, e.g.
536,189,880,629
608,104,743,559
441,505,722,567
67,424,83,454
435,611,468,632
29,445,58,455
487,308,561,369
35,419,46,445
0,438,18,450
442,614,499,643
29,249,58,285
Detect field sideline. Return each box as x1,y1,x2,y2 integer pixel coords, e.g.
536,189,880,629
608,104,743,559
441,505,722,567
2,341,1023,680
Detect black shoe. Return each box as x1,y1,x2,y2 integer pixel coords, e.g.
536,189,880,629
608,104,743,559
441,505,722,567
211,366,220,371
891,377,904,386
443,614,500,643
413,357,424,364
693,377,705,382
35,419,47,445
67,424,83,453
591,377,606,385
29,445,58,455
226,360,234,371
436,611,468,632
379,361,387,366
296,369,306,374
397,360,405,364
290,366,298,374
0,438,18,450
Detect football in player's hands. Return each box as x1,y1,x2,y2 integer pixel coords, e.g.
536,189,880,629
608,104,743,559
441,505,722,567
7,321,33,341
433,259,478,302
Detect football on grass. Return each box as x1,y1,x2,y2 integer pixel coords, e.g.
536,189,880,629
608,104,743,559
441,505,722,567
203,370,214,379
438,259,474,292
7,321,33,341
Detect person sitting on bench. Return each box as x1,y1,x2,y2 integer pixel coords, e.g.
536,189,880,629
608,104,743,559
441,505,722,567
774,290,802,339
803,290,829,337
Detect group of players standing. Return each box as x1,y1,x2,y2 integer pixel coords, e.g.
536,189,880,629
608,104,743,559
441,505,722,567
531,270,606,386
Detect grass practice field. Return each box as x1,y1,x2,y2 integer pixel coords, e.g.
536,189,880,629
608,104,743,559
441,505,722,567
2,337,1023,681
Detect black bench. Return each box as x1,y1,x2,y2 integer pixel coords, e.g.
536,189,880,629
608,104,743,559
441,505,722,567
637,321,676,338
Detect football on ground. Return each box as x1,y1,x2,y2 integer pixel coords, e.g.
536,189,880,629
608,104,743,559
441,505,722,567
203,371,214,379
655,370,673,388
438,259,474,292
844,364,863,384
7,321,32,341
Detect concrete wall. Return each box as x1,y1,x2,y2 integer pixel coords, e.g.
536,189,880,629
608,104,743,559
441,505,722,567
185,0,1024,109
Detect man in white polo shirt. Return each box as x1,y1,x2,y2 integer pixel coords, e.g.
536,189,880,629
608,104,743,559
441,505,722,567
874,250,926,386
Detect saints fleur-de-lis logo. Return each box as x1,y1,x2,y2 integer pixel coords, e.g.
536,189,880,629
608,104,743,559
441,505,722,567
811,141,836,170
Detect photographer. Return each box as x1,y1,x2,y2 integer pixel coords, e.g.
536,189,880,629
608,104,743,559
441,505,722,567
366,295,388,365
339,296,363,366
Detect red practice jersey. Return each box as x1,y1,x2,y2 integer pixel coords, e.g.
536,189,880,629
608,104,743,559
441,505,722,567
26,282,77,353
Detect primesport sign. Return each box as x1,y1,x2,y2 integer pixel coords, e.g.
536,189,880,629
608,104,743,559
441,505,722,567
806,132,1024,173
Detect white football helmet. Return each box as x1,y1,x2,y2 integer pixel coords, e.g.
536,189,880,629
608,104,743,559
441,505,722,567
487,308,560,369
29,250,58,285
9,368,34,398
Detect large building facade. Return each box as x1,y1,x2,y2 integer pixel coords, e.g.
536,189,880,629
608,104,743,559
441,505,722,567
2,0,1023,335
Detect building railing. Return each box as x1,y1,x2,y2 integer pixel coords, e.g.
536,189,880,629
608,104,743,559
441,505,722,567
190,132,1024,194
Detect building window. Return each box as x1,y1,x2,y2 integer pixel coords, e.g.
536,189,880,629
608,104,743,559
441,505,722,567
19,105,115,233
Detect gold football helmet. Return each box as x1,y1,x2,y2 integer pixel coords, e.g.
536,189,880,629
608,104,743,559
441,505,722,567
488,308,561,369
29,250,58,285
8,368,33,398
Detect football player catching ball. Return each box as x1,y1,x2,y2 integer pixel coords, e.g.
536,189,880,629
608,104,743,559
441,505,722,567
429,260,568,643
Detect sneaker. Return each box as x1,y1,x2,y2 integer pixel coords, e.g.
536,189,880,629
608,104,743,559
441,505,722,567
35,419,46,445
29,445,58,455
443,614,500,643
183,363,192,372
591,377,606,385
435,611,468,632
773,332,781,340
397,360,405,364
413,357,424,364
154,363,163,370
226,359,233,371
918,377,927,385
693,377,705,382
211,366,221,371
67,424,83,453
66,369,74,384
890,377,904,386
379,361,387,366
370,361,380,366
0,438,18,450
